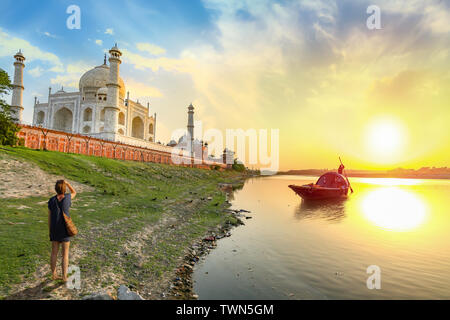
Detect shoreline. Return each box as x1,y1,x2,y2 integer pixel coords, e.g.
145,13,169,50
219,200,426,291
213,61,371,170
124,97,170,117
168,205,246,299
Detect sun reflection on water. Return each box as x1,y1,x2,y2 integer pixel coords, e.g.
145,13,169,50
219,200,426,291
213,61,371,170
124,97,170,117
358,178,423,186
361,187,428,232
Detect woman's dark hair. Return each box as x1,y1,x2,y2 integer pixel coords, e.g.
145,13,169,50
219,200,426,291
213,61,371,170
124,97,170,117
55,180,66,195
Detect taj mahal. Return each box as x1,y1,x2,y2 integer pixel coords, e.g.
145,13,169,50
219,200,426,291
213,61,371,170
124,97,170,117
31,44,156,148
9,45,234,164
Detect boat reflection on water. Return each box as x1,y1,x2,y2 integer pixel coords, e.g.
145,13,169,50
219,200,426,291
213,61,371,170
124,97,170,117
295,198,347,222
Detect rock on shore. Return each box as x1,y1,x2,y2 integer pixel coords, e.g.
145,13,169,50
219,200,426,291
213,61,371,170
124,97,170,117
82,285,144,300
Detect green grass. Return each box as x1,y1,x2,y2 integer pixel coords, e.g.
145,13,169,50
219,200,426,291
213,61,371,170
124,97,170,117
0,146,245,297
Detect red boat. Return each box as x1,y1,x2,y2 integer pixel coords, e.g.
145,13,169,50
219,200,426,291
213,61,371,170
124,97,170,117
289,172,350,201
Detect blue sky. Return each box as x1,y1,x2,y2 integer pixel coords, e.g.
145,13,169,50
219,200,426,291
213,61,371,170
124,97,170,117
0,0,449,170
1,0,217,50
0,0,220,138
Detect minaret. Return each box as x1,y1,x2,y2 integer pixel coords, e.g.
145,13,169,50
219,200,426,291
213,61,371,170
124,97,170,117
187,104,194,157
104,44,122,138
153,112,157,142
10,50,25,123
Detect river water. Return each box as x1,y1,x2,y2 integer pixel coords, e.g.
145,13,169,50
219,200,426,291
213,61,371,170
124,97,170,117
193,175,450,299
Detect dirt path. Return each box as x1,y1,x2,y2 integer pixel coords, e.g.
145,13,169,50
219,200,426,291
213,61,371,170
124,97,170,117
0,156,93,199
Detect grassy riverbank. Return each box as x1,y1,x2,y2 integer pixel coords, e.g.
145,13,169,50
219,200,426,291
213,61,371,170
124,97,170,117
0,146,246,299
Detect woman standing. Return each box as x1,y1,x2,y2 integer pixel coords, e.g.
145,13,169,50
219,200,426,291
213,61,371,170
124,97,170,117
48,180,77,281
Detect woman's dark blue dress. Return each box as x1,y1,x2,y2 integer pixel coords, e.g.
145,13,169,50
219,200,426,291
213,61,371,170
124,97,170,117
48,193,72,242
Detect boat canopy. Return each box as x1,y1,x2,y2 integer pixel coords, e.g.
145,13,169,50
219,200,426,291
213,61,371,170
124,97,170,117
316,172,349,189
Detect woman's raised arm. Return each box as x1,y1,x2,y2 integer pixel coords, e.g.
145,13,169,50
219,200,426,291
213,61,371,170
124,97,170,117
65,181,77,200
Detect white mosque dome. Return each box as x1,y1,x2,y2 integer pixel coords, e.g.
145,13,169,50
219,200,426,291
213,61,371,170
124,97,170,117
177,135,203,146
79,64,125,98
178,135,187,144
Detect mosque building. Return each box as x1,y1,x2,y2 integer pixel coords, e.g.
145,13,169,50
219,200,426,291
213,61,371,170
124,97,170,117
9,45,234,166
22,45,156,148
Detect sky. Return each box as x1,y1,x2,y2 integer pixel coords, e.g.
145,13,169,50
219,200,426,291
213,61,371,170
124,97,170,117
0,0,449,171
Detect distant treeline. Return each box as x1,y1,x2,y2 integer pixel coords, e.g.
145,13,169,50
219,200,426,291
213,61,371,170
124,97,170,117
278,167,450,179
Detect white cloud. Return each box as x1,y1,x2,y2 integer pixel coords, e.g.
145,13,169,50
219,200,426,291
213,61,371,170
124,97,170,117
124,78,163,98
121,48,194,73
136,42,166,56
174,0,308,125
371,0,450,34
95,39,103,46
0,28,92,89
28,66,44,77
50,62,91,89
105,28,114,35
0,28,63,71
38,31,58,39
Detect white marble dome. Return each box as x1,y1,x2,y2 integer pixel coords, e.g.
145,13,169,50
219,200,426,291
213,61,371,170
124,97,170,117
79,64,125,98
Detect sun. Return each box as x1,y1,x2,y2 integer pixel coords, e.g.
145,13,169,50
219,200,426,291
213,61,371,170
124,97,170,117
366,118,407,161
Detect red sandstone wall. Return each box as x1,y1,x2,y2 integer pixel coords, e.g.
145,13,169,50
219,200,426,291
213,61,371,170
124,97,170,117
17,125,226,170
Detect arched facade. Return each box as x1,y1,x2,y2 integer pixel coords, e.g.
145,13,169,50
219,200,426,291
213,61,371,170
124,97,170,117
131,116,144,139
53,107,73,132
36,111,45,125
83,108,92,121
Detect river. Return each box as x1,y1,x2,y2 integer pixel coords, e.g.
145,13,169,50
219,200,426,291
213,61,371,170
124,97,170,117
193,175,450,299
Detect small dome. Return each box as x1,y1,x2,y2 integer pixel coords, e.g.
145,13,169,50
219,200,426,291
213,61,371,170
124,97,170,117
79,64,125,99
111,43,121,52
177,135,186,144
14,50,25,60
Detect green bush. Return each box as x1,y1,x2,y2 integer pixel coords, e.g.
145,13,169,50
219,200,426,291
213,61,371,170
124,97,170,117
0,69,20,146
232,159,246,172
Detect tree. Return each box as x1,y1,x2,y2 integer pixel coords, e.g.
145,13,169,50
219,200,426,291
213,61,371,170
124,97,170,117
0,69,20,146
99,140,106,157
232,158,246,172
64,132,74,153
38,126,50,150
83,136,92,155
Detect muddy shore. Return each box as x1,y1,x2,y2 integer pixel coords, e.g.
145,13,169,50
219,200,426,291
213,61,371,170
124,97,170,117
168,206,247,299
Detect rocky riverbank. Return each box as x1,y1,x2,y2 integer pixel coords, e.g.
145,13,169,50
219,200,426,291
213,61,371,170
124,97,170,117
169,207,247,299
